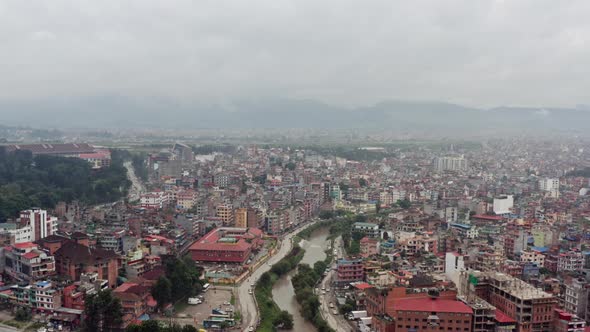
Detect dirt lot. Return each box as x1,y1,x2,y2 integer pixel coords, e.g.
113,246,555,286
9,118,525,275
177,286,235,326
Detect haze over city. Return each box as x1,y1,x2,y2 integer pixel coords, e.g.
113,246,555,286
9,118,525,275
2,2,590,332
2,1,590,131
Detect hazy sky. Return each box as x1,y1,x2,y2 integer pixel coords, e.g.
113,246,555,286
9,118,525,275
1,0,589,108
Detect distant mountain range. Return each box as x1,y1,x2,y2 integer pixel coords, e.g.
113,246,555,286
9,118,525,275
1,96,589,134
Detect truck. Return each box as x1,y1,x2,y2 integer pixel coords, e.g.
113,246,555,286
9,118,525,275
348,310,368,320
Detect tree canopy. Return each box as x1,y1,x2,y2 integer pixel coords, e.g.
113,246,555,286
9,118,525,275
83,289,123,332
0,148,130,221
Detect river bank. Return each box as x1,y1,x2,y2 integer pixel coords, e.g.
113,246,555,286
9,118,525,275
272,227,330,332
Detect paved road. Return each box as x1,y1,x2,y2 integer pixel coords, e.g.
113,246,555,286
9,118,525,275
317,236,354,332
124,161,145,202
238,220,318,332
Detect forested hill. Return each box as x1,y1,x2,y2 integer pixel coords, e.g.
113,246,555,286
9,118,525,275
0,148,130,221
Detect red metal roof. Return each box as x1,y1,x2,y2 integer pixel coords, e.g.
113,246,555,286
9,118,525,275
353,283,373,290
22,251,40,259
189,227,261,252
495,309,516,323
472,214,503,221
13,242,36,249
394,298,473,314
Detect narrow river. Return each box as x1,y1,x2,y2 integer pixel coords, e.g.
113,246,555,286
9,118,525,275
271,227,329,332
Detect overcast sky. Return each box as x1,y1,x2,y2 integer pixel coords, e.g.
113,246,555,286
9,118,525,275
1,0,589,108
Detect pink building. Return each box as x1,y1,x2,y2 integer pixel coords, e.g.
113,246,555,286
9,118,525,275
360,236,379,258
336,259,364,285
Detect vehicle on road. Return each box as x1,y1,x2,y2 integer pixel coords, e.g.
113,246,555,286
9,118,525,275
223,301,230,305
332,309,339,315
326,288,330,292
248,289,253,295
321,290,326,295
188,297,202,305
329,302,334,308
248,327,254,331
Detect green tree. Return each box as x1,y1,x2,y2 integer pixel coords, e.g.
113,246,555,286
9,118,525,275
14,307,31,322
397,199,411,209
273,310,294,329
84,290,123,332
152,276,173,309
319,210,334,220
181,326,198,332
0,148,130,221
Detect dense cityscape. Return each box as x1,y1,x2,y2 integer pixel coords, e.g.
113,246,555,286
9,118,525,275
0,135,590,332
3,2,590,332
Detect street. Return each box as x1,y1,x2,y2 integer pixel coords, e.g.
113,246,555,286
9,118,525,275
237,220,318,332
123,161,145,202
317,236,354,332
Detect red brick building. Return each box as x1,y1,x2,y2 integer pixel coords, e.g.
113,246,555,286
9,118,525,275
188,227,262,264
391,297,473,332
53,241,119,288
367,287,458,318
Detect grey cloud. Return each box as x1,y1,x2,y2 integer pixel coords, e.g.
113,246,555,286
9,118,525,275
0,0,589,108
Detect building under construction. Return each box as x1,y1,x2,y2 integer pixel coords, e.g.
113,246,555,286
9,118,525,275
459,271,556,332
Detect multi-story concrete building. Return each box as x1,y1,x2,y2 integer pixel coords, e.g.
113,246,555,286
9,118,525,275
391,297,473,332
360,237,379,258
216,204,234,226
0,209,59,244
558,251,584,271
433,155,467,172
539,178,560,197
336,259,364,285
176,190,197,210
234,208,248,228
352,222,380,238
564,278,588,318
140,191,168,210
12,280,62,311
96,229,125,254
461,271,556,332
493,195,514,215
3,242,56,282
214,174,229,188
521,250,545,267
553,309,586,332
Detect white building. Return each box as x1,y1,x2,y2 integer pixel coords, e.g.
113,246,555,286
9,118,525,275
1,209,58,244
140,191,168,209
520,250,545,267
558,251,584,271
539,178,559,192
539,178,560,198
445,251,468,287
433,156,467,172
444,207,458,223
0,223,33,243
493,195,513,215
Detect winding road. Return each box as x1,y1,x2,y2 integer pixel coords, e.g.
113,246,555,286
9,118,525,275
238,220,318,332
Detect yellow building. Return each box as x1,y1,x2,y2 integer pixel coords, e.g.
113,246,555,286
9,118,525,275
216,204,234,226
234,208,248,228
